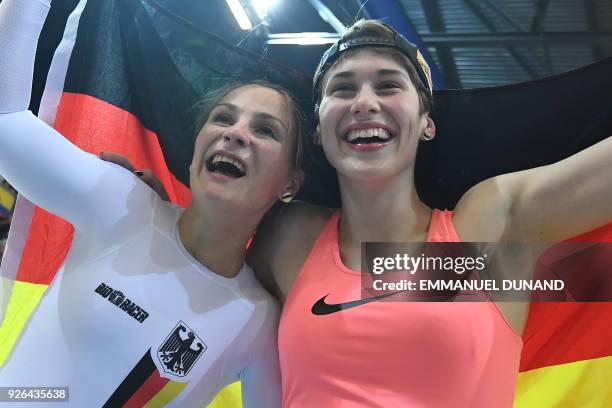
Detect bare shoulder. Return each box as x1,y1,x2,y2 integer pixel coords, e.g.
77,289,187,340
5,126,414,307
453,175,519,242
248,201,335,301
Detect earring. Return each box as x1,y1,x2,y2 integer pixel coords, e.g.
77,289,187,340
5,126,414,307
313,130,322,146
280,191,294,203
313,123,322,146
421,131,434,141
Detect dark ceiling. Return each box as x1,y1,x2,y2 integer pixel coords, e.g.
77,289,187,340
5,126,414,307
19,0,612,97
160,0,612,89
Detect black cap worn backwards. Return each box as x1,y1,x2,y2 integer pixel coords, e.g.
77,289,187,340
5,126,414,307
312,22,433,102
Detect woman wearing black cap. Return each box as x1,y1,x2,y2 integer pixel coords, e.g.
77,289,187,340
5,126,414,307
248,19,612,407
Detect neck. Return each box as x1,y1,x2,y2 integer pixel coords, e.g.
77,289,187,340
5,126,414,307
178,202,260,278
337,169,432,247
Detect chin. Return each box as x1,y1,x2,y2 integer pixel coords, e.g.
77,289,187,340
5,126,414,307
338,158,386,174
341,168,388,183
342,162,411,183
191,183,234,204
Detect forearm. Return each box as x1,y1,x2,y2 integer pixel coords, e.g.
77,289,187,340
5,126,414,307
241,358,282,408
0,112,98,227
0,0,51,113
240,307,282,408
0,0,88,226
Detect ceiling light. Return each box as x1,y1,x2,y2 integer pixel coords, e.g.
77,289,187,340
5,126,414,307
267,32,340,45
225,0,253,30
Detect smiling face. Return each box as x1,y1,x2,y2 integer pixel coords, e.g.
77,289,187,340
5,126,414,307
189,84,300,212
317,48,435,183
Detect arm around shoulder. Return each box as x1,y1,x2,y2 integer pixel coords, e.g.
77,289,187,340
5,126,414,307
247,201,334,301
239,300,282,408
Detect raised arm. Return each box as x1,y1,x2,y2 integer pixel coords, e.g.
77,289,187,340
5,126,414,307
456,135,612,242
0,0,151,236
509,135,612,241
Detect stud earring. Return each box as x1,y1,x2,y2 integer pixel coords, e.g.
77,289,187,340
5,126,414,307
279,192,294,203
313,130,322,146
421,131,434,141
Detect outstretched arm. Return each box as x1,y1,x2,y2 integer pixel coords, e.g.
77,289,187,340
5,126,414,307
457,135,612,242
0,0,151,236
509,135,612,241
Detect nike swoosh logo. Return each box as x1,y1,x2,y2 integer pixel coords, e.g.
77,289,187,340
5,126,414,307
311,291,403,315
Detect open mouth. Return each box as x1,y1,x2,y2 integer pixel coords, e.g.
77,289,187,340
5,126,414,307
345,128,393,144
206,154,246,178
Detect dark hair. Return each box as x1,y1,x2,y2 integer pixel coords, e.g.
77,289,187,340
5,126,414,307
313,19,433,115
194,80,308,171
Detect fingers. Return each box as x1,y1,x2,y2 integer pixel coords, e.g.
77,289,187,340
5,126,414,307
98,152,170,202
139,169,171,202
99,151,136,173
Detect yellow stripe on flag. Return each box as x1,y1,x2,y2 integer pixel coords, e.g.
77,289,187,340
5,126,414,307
143,380,187,408
0,184,16,213
143,380,241,407
514,355,612,407
0,281,47,367
207,382,242,408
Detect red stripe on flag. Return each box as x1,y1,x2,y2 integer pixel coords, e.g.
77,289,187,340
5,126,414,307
520,224,612,372
123,370,170,408
563,222,612,243
15,209,72,284
520,302,612,371
15,92,191,285
55,93,191,206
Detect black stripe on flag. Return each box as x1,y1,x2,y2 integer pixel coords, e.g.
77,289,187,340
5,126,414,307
103,349,156,407
62,0,310,188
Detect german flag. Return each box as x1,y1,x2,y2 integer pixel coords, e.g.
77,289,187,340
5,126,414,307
103,350,187,407
515,224,612,406
1,0,611,407
0,180,16,220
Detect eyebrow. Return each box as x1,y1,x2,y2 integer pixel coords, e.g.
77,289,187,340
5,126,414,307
327,71,354,81
328,68,407,81
377,68,407,77
216,103,287,132
256,112,289,135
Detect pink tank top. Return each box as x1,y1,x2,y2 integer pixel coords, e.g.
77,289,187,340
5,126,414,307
279,210,522,407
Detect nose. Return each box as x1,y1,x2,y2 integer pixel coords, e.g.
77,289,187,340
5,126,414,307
223,122,252,147
350,85,380,117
